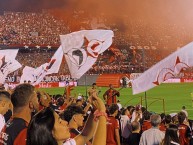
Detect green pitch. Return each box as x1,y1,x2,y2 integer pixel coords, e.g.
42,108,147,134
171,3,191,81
40,83,193,119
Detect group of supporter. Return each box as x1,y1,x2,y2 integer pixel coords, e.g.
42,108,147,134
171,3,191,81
117,105,193,145
1,10,192,75
0,83,193,145
0,11,69,45
0,83,107,145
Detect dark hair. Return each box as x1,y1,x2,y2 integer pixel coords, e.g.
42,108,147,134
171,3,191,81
160,113,166,120
121,108,128,115
127,105,134,114
62,105,84,122
0,91,10,100
178,111,186,124
165,114,172,124
92,83,96,86
11,84,35,110
143,111,151,120
162,124,180,145
56,97,64,107
108,104,119,115
76,99,82,103
54,94,62,101
27,107,57,145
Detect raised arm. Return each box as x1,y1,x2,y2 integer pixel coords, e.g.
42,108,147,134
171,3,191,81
92,94,106,145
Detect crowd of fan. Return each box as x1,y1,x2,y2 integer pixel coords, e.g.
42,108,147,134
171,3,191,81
1,10,193,76
0,11,69,45
7,46,188,77
0,83,192,145
0,11,191,50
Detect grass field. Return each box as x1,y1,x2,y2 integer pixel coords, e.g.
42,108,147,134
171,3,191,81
40,83,193,119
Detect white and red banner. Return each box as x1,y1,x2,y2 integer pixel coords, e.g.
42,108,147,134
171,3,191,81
20,46,63,85
0,49,21,83
60,30,114,79
132,42,193,95
7,81,77,89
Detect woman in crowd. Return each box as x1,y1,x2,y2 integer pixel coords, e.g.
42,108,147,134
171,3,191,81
27,93,107,145
161,124,180,145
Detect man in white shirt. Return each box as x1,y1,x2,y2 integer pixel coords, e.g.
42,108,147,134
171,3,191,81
140,114,165,145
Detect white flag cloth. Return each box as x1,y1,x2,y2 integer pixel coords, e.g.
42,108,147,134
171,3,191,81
0,49,21,83
20,46,63,85
60,30,114,79
132,42,193,95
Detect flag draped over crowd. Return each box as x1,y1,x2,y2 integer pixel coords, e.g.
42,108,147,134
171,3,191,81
132,42,193,95
20,46,63,85
0,49,21,83
60,30,114,79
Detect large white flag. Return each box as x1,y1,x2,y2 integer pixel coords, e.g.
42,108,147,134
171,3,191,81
20,46,63,85
60,30,114,79
0,49,22,83
132,42,193,95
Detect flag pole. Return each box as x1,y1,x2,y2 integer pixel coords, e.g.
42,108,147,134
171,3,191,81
142,48,148,110
85,73,88,98
145,91,148,111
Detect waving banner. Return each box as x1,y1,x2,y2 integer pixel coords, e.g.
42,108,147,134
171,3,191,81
0,49,21,83
20,46,63,85
60,30,114,79
132,42,193,95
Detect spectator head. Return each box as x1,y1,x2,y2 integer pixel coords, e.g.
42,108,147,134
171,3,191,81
127,105,134,114
108,104,119,115
11,84,38,113
150,114,161,127
131,121,141,132
76,99,83,107
62,105,85,124
143,111,151,120
53,94,62,102
178,111,186,124
27,107,70,145
141,106,146,113
162,124,180,145
160,113,165,120
56,97,64,107
0,91,12,115
121,108,129,115
165,114,172,124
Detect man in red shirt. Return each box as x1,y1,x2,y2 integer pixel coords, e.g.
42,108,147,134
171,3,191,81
178,111,192,145
106,104,120,145
0,84,39,145
103,84,120,106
